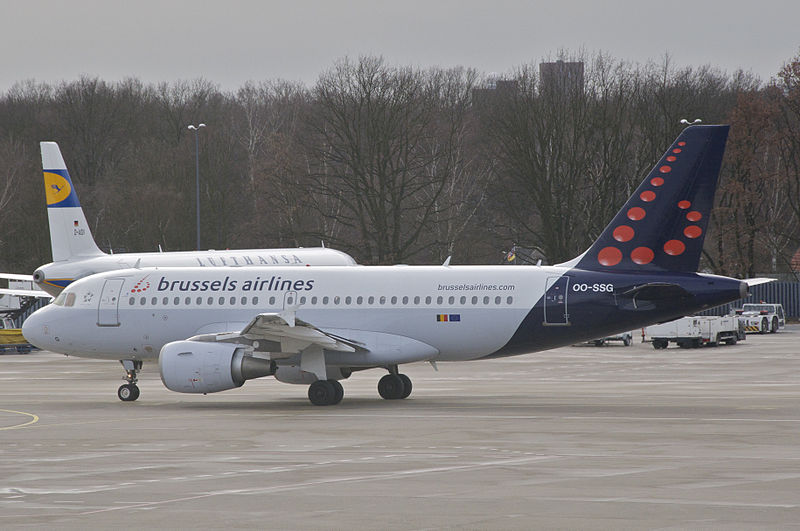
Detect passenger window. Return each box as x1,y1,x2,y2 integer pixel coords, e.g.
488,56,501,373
196,297,203,305
390,296,397,304
379,296,386,305
402,296,408,304
334,296,340,305
162,297,169,305
483,296,489,304
241,296,247,305
230,297,236,305
448,296,454,304
506,296,513,304
300,296,306,304
152,297,158,305
252,297,258,305
437,296,443,304
368,296,375,304
426,296,432,304
471,296,478,304
207,297,213,305
129,297,136,306
174,297,180,305
219,297,225,305
140,297,146,305
413,296,420,304
460,296,466,304
495,296,501,305
323,296,329,304
311,296,318,305
185,297,191,305
269,296,276,305
357,296,363,305
345,296,351,305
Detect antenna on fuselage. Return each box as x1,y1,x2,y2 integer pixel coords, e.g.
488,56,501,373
680,118,703,124
442,256,451,267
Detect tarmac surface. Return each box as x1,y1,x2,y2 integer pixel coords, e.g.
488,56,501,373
1,327,800,530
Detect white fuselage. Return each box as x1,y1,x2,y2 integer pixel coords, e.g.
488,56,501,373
23,265,553,363
33,248,357,296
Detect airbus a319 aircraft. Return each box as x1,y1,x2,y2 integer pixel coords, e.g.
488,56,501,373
24,125,766,405
0,142,356,300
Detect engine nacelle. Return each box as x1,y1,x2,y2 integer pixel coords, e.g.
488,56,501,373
159,341,274,394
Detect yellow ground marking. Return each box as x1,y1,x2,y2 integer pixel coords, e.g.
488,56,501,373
0,409,39,430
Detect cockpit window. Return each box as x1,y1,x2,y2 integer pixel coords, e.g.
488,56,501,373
65,292,76,307
53,292,67,306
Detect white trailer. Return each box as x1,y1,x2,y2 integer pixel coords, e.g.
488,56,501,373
646,315,743,349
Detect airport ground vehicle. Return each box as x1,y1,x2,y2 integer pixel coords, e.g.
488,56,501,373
735,303,785,334
590,331,633,346
646,315,743,349
0,317,35,353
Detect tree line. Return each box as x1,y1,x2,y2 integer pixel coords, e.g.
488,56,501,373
1,51,799,278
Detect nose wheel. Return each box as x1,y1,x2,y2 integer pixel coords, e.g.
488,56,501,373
118,360,142,402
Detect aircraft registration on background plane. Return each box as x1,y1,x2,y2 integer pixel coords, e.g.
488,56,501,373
23,125,771,405
0,142,356,302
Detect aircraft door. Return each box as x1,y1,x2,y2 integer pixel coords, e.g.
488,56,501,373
543,276,570,326
97,278,125,327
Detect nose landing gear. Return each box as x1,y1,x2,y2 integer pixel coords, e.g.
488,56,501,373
118,359,142,401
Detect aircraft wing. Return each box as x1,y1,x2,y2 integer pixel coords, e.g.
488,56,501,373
0,288,53,299
0,273,34,281
191,312,361,354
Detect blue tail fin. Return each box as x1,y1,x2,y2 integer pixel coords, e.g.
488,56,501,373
574,124,729,273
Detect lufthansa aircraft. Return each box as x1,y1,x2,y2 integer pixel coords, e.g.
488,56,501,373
23,125,765,405
0,142,355,301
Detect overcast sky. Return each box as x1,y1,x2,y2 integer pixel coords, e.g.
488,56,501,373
1,0,798,93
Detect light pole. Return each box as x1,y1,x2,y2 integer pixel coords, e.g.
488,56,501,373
187,123,205,250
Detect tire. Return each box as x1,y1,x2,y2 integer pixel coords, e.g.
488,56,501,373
378,374,405,400
623,336,632,347
118,384,139,402
308,380,336,406
330,380,344,405
771,317,778,333
653,339,668,350
760,317,769,334
398,374,412,399
593,340,604,347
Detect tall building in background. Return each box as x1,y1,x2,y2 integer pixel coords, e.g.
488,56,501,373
539,60,584,93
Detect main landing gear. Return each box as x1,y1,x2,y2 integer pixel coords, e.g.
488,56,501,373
118,359,142,402
378,367,412,400
307,379,344,406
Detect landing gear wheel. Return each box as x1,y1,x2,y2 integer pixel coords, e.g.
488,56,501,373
378,374,405,400
118,383,140,402
623,336,632,347
331,380,344,405
308,380,337,406
398,374,412,399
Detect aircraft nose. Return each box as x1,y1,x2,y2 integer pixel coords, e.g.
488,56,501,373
21,309,50,350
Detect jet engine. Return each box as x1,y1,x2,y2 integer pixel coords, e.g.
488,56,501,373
159,341,274,394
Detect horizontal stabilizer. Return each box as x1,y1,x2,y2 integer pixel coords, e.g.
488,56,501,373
743,278,776,287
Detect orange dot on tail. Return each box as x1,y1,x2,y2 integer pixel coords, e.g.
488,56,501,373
631,247,654,264
627,207,646,220
673,148,682,154
659,165,672,173
651,177,664,186
678,200,691,209
684,225,702,238
686,211,702,221
664,240,686,255
598,246,622,266
666,155,677,162
678,141,686,146
640,190,656,202
613,225,634,242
